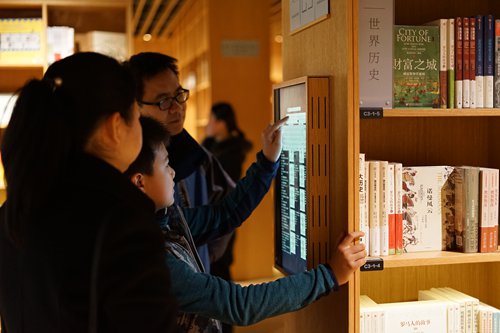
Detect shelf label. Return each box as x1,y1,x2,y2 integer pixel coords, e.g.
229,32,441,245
360,257,384,271
360,107,384,119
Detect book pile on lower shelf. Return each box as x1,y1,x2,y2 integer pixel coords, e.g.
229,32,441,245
360,288,500,333
359,154,499,257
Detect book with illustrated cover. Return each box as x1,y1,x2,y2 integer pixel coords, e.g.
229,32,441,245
0,18,43,65
393,25,440,108
402,166,454,252
424,19,447,108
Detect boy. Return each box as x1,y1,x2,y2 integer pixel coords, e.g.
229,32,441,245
125,117,366,333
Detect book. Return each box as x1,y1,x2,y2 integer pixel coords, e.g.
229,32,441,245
47,26,74,65
418,289,459,333
387,163,396,255
489,168,499,253
369,161,381,256
360,295,384,333
484,15,495,108
391,162,404,255
479,168,490,253
442,168,456,251
476,15,484,108
425,19,448,108
379,300,448,333
359,154,370,253
0,18,43,65
455,17,463,109
393,25,440,108
470,17,477,109
380,161,390,256
463,17,470,108
448,19,456,109
453,167,480,253
402,166,454,252
443,287,479,333
430,287,467,332
495,19,500,108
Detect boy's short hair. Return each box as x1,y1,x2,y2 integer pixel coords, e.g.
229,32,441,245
124,116,170,176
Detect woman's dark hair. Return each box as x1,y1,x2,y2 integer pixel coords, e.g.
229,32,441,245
124,117,170,177
211,102,245,138
1,52,136,243
125,52,179,101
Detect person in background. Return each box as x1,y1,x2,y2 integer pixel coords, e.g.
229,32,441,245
202,102,252,333
0,53,177,333
126,115,367,333
126,52,235,274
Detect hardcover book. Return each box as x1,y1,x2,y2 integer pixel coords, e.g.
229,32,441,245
402,166,454,252
393,25,440,108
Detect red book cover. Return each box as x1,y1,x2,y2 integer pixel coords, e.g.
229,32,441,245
470,17,476,108
463,17,470,108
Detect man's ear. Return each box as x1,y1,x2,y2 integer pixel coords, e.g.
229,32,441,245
130,173,146,192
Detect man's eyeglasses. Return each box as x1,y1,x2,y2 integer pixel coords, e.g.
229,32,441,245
138,88,190,111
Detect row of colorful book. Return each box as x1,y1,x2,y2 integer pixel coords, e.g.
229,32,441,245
393,16,500,109
0,18,126,66
360,288,500,333
359,154,499,256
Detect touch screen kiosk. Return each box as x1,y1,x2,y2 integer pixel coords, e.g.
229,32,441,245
273,76,331,275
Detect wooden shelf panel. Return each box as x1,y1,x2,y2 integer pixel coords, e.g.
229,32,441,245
367,250,500,268
380,108,500,117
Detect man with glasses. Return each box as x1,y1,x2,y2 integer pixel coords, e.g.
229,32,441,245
127,52,235,278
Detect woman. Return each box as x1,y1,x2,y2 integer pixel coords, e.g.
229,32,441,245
0,53,176,333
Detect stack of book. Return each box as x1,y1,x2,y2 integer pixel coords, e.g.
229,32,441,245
360,288,500,333
392,16,500,109
359,154,499,255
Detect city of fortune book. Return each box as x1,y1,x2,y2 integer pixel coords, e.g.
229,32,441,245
393,25,440,108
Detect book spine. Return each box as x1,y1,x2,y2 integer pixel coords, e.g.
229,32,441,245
387,163,396,255
455,17,463,109
463,17,471,108
470,17,477,109
454,169,465,252
437,19,448,108
394,163,404,255
380,161,390,256
479,169,490,253
484,15,495,108
494,19,500,108
476,15,484,108
359,154,370,253
464,168,480,253
365,162,371,254
448,19,456,108
491,169,499,252
369,161,381,256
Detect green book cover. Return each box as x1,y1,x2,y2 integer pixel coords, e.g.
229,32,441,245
393,25,440,108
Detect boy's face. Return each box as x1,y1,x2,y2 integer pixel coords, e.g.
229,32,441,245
140,145,176,210
139,68,186,136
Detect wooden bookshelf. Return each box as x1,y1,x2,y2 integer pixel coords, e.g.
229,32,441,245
282,0,500,332
0,0,132,93
381,108,500,117
370,251,500,268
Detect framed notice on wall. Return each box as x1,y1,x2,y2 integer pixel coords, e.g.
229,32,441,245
290,0,329,34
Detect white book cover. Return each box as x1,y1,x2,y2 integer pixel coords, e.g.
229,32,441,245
47,26,74,65
369,161,381,256
443,287,479,333
380,300,447,333
431,288,466,333
418,290,457,333
359,154,369,253
380,161,390,256
402,166,454,252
